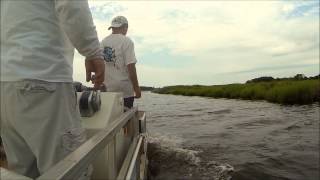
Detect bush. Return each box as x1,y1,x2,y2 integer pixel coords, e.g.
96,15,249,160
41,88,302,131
154,80,320,105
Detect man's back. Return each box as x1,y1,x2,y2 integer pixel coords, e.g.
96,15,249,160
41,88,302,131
1,0,101,82
101,34,137,98
1,0,72,82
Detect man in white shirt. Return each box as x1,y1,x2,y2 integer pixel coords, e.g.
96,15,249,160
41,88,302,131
101,16,141,109
0,0,104,178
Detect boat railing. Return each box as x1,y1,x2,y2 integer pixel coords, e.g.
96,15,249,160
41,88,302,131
35,107,147,180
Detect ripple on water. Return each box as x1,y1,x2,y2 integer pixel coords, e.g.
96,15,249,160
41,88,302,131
147,135,234,180
136,93,319,180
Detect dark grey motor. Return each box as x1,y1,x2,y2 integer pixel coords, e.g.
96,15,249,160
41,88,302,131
79,90,101,117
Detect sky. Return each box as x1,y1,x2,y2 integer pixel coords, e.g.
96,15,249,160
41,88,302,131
73,0,320,87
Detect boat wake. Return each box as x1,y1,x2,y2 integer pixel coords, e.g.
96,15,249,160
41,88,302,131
147,135,234,180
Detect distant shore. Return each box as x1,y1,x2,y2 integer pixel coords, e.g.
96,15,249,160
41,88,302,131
153,79,320,105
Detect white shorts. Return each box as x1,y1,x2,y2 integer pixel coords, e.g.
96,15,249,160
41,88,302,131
0,80,87,178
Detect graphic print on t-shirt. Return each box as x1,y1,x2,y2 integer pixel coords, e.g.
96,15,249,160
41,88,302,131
103,47,116,64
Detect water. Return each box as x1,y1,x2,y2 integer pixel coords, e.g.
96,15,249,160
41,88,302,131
136,92,319,180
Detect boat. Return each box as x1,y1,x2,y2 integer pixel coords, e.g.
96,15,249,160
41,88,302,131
1,90,148,180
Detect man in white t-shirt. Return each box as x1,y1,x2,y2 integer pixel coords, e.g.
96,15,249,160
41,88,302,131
101,16,141,109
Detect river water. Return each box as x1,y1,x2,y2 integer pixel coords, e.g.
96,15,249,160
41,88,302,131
136,92,319,180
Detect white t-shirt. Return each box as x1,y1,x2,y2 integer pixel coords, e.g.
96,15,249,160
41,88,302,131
1,0,102,82
101,34,137,98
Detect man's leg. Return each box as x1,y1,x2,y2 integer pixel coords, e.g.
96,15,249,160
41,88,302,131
12,80,87,174
2,80,91,178
0,82,40,178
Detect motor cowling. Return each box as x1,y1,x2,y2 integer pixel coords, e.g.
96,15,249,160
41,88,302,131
79,90,101,117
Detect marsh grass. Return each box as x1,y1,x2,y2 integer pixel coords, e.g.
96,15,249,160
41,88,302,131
154,80,319,105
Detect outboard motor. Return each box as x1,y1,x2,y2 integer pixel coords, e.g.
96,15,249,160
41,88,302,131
79,90,101,117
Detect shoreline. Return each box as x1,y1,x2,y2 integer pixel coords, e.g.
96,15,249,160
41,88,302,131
152,79,320,105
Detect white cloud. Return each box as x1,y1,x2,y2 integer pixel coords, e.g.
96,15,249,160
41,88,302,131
73,0,319,87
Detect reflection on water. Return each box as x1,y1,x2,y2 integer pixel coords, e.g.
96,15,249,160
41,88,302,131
136,92,319,180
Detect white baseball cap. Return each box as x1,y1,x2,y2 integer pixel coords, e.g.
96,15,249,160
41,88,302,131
108,16,128,30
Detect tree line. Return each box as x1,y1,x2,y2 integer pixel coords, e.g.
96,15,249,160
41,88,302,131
246,74,319,83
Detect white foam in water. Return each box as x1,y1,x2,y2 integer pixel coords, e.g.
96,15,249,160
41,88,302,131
147,134,201,165
147,134,234,179
147,134,183,147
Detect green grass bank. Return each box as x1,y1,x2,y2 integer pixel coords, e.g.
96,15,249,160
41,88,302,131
153,79,320,105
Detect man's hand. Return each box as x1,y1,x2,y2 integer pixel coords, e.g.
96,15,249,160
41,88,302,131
85,59,105,89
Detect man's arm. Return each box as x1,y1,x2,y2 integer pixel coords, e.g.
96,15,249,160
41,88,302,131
54,0,102,59
54,0,104,87
127,63,141,98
